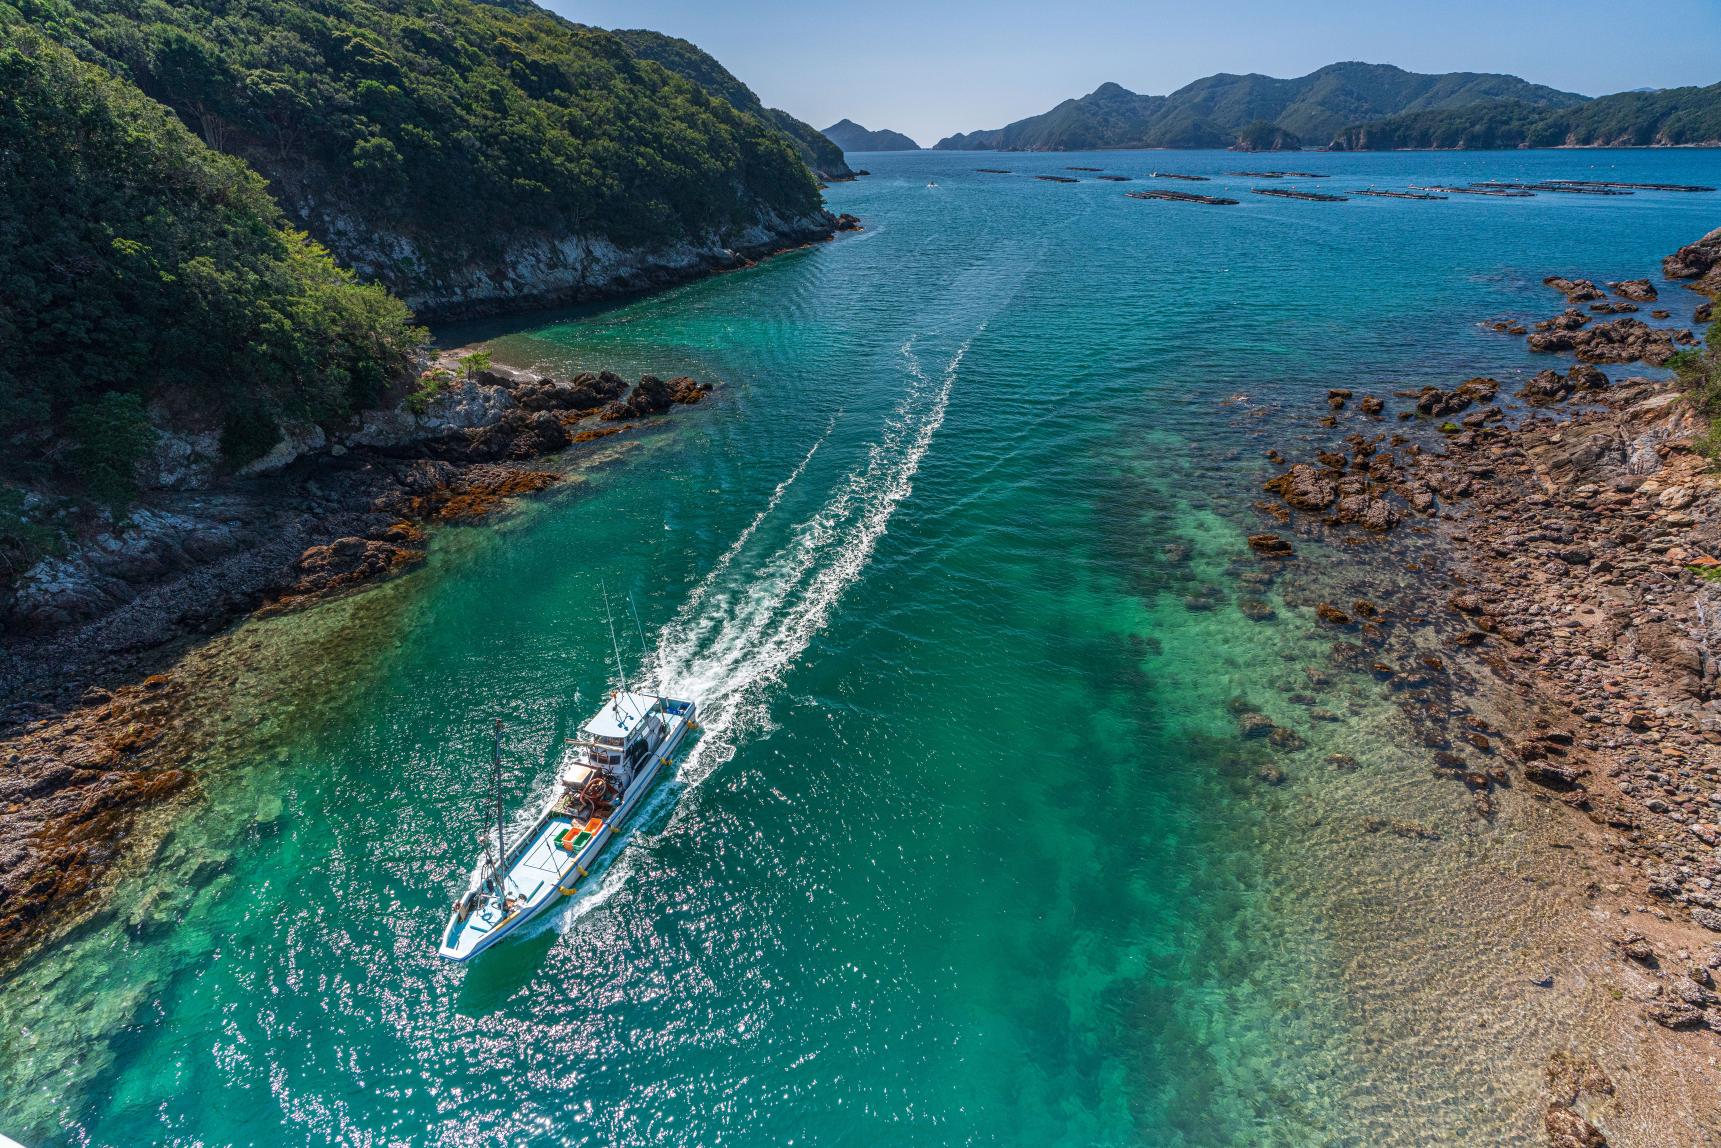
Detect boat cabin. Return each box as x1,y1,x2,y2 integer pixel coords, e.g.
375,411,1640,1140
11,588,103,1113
574,691,665,775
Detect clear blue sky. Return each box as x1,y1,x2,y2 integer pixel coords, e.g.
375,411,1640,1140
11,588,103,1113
549,0,1721,146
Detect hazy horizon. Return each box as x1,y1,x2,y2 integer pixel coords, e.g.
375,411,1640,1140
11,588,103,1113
554,0,1721,146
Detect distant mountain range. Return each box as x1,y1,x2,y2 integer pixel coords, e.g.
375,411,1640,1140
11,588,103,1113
609,29,855,179
821,119,922,151
932,62,1595,151
1331,83,1721,149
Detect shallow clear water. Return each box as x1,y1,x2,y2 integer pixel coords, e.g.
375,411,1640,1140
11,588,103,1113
4,149,1719,1146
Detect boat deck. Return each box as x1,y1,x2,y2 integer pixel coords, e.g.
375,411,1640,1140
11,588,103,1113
508,817,577,902
438,695,699,961
449,816,576,944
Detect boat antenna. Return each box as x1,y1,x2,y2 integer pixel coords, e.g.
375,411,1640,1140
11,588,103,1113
491,719,506,888
602,582,631,699
629,592,669,713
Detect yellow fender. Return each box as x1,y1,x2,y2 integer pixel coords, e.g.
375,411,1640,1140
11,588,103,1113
577,865,589,878
560,885,577,896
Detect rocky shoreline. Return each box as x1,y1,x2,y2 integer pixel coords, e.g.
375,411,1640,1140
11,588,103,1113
1243,225,1721,1145
0,353,710,965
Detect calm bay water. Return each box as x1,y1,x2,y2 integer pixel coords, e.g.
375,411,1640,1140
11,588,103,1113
4,149,1720,1146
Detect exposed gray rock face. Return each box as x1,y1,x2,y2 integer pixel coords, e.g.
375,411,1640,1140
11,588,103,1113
328,207,837,322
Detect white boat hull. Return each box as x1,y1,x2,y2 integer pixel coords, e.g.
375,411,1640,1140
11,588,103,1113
438,697,696,962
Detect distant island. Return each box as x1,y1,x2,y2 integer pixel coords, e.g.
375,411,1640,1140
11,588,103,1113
822,119,922,152
933,61,1721,150
1331,82,1721,149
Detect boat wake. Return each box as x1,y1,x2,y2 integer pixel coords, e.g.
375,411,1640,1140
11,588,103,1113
654,329,978,790
539,333,977,938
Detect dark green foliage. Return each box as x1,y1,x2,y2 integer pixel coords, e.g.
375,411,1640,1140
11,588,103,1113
1671,319,1721,456
609,28,853,179
1333,84,1721,149
0,28,423,489
0,485,62,576
19,0,826,295
1233,120,1301,151
934,63,1585,150
63,393,156,504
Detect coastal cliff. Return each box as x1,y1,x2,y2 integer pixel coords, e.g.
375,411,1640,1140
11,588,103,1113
22,0,838,320
328,201,837,322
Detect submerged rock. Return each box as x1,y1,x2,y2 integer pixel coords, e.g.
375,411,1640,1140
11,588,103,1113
1247,533,1294,558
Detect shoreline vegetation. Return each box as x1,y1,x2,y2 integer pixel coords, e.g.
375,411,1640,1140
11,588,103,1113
1241,225,1721,1144
0,348,725,965
0,2,865,972
0,0,854,676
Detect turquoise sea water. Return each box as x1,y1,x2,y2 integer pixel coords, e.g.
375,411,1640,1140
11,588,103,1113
4,149,1720,1146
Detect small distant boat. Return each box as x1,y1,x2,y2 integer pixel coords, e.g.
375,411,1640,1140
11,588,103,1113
438,596,698,962
927,180,939,188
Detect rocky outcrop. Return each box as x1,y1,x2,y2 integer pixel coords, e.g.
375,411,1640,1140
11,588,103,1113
330,206,841,323
3,357,716,672
1611,279,1657,302
599,374,710,421
1415,377,1499,417
1664,226,1721,296
1263,463,1337,510
1519,364,1610,405
1528,317,1689,365
1545,276,1605,303
276,528,427,606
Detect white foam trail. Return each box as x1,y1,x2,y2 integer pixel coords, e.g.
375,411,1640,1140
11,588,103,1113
667,415,837,653
653,327,980,793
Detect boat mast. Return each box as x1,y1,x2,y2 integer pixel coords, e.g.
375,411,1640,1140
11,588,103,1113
628,592,670,719
491,719,506,884
602,583,631,698
628,592,649,659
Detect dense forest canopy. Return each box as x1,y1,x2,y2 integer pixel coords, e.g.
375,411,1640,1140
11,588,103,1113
606,27,853,180
0,24,422,510
1,0,838,576
1334,84,1721,149
16,0,825,281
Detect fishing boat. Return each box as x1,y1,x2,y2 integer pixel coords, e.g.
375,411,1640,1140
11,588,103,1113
438,602,698,962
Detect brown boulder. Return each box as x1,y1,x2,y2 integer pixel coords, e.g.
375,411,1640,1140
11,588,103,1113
1664,225,1721,282
1609,279,1656,301
666,376,709,404
1264,463,1337,511
1543,1106,1607,1148
1544,276,1605,302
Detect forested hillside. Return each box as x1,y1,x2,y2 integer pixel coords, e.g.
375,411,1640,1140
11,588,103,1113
1332,84,1721,149
0,0,838,574
934,62,1586,150
0,27,421,527
607,28,855,180
17,0,833,315
822,119,921,152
